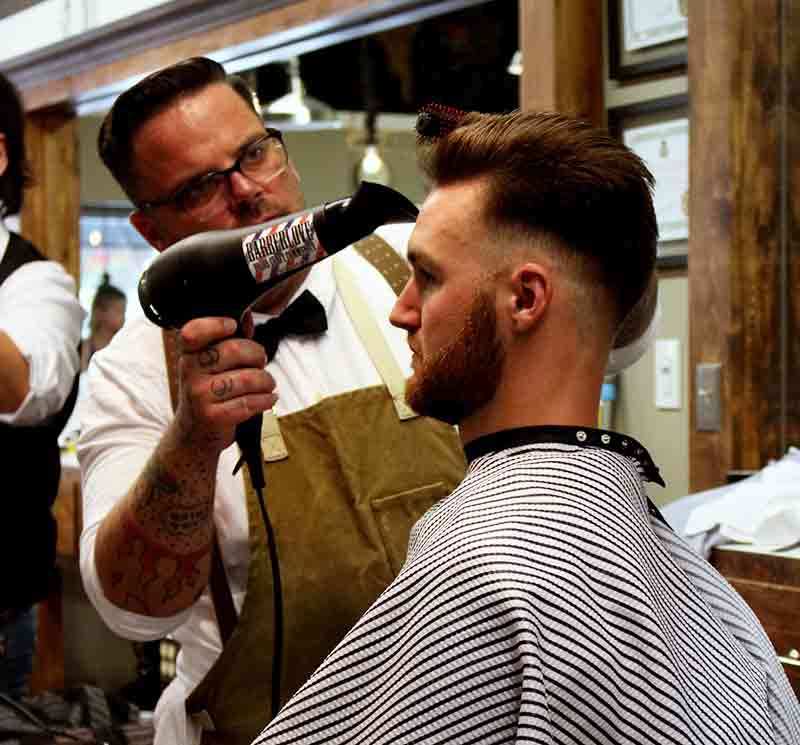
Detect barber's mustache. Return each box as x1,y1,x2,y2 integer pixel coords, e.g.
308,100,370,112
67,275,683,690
232,196,272,221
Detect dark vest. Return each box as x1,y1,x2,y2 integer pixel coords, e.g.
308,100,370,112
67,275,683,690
0,233,79,615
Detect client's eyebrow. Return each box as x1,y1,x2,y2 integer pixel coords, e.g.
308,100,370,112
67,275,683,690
407,247,440,273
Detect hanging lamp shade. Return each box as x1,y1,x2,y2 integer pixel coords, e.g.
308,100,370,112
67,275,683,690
262,57,337,126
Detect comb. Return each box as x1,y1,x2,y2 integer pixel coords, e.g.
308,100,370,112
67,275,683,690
415,102,468,140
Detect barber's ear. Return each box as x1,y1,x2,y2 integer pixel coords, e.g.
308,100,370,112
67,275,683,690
508,262,552,333
130,210,168,253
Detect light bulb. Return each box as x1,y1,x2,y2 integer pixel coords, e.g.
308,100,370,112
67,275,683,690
356,144,391,186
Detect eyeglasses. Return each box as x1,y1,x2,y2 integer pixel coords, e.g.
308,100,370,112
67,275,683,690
138,129,288,217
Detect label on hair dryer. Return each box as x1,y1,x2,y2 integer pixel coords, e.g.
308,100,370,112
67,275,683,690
242,212,327,284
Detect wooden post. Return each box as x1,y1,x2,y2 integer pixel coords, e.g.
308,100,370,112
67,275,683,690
18,104,79,694
19,105,80,282
518,0,604,125
688,0,800,490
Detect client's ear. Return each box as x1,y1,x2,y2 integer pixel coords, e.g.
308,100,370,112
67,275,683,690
508,262,552,333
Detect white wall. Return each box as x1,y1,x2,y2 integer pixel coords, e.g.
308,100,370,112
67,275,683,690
616,275,690,506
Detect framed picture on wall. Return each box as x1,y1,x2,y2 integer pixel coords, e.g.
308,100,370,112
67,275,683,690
608,95,689,269
608,0,688,81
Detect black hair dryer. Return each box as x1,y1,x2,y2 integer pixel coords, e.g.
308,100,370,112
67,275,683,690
138,181,418,329
138,181,419,488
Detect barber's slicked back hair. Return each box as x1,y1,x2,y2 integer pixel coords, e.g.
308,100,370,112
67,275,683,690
0,72,34,215
419,110,658,325
97,57,259,203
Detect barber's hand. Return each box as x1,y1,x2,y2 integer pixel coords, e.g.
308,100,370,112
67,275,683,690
174,313,277,454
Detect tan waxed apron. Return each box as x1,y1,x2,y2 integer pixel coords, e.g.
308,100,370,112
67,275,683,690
180,251,466,745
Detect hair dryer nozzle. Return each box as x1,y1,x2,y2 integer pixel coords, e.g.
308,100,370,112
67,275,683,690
349,181,419,225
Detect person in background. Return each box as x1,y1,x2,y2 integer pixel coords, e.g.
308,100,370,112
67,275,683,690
78,59,656,745
0,71,84,698
252,109,800,745
81,272,127,370
60,273,127,449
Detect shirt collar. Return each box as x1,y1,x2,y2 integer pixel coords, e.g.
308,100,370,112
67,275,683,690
250,258,335,325
463,425,666,487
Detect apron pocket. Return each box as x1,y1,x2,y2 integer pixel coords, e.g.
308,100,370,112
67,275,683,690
371,482,450,575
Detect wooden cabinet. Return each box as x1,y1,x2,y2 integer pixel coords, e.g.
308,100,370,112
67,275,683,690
710,545,800,698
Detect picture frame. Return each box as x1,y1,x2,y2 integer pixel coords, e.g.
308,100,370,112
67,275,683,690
608,94,689,269
608,0,688,81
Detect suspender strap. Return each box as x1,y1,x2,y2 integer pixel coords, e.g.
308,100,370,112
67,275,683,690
352,233,411,296
333,256,417,421
162,329,238,645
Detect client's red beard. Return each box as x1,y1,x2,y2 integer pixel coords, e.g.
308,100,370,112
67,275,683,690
406,290,505,425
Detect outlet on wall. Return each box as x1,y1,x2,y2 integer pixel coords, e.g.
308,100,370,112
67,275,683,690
654,338,682,410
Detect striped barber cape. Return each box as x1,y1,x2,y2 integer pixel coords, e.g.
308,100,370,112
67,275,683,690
253,427,800,745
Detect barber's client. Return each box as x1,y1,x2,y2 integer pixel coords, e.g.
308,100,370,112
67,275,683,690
252,109,800,745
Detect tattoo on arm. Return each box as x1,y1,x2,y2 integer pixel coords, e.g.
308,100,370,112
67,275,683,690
111,528,211,615
107,455,216,614
198,347,220,368
135,460,212,548
211,377,233,399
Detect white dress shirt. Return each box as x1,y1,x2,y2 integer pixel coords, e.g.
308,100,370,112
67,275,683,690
0,221,84,426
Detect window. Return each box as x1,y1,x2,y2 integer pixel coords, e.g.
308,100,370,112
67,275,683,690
79,208,155,334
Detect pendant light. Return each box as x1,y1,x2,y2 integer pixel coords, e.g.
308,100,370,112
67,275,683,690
262,57,336,127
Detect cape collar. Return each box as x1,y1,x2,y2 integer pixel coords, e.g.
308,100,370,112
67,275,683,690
463,425,666,487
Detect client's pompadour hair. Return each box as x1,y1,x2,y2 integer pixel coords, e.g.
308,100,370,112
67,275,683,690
418,109,658,327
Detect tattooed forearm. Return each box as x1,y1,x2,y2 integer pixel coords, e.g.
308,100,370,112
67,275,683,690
95,431,221,616
133,457,213,553
108,527,211,616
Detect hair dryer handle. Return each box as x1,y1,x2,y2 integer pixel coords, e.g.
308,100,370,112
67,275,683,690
229,322,266,490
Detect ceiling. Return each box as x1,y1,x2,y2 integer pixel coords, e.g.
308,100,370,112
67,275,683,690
252,0,519,117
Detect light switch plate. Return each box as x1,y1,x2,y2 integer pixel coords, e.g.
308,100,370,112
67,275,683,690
655,339,681,409
696,363,722,432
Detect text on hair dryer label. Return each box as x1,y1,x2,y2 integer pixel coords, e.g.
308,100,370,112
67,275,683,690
242,213,326,283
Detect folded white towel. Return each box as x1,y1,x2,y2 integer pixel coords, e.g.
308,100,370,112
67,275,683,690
683,447,800,551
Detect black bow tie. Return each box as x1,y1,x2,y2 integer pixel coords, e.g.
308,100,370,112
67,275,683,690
252,290,328,359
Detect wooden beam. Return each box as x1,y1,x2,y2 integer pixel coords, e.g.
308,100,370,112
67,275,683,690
21,107,80,690
688,0,799,490
19,106,80,282
519,0,604,125
9,0,492,112
17,0,365,109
